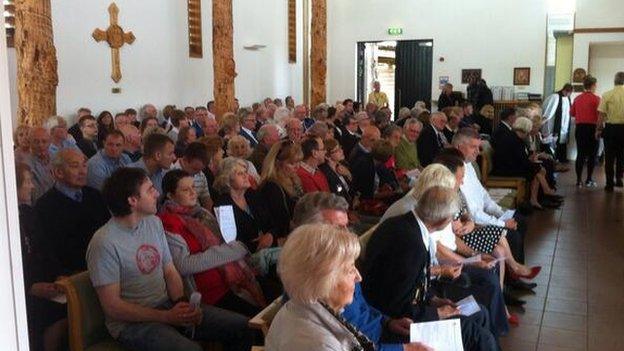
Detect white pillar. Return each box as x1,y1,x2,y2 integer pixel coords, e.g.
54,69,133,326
0,12,31,351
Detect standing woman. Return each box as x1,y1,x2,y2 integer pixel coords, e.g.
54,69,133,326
259,140,304,241
571,76,601,187
96,111,114,148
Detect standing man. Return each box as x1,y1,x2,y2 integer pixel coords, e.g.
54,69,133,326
368,81,389,108
542,83,574,163
597,72,624,192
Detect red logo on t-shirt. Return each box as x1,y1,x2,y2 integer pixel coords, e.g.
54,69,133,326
135,244,161,274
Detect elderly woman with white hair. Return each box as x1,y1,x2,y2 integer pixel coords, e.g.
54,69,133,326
496,116,562,209
266,224,377,351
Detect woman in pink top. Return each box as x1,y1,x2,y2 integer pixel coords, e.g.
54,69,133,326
571,76,601,187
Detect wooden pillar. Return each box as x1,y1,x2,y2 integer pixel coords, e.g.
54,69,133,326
310,0,327,108
15,0,58,126
212,0,236,119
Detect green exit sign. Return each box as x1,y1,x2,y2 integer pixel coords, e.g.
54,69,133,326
388,27,403,35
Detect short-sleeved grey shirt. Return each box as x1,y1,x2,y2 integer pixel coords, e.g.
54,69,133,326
86,215,173,338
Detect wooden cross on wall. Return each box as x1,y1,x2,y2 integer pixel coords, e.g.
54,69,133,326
92,3,135,83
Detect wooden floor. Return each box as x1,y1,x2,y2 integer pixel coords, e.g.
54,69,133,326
500,167,624,351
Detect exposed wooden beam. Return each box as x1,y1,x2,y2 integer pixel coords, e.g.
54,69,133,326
15,0,58,126
212,0,237,119
574,27,624,34
310,0,326,108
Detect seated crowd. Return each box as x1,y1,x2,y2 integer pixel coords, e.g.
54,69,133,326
15,94,566,351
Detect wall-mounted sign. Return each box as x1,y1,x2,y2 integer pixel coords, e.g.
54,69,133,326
387,27,403,35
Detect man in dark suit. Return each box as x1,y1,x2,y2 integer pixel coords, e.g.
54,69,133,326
340,115,360,157
239,109,258,148
437,83,459,111
349,126,380,200
490,108,525,177
362,186,499,351
417,112,449,167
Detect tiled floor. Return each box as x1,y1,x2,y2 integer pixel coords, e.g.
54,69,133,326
499,168,624,351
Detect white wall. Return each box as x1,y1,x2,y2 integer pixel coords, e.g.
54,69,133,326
576,0,624,29
588,43,624,95
327,0,548,103
572,32,624,76
8,0,303,124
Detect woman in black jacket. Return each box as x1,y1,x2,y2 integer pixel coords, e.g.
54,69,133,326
258,140,304,241
212,158,275,252
319,138,353,203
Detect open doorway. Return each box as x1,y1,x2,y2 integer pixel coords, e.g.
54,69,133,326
356,39,433,119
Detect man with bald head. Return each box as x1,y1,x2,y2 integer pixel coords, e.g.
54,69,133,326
349,125,381,199
418,111,449,166
34,149,110,274
27,127,55,201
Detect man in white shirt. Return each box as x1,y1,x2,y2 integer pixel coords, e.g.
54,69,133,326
542,84,573,163
452,128,527,265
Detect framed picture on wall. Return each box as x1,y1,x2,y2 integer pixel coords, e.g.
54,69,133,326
461,69,482,84
514,67,531,85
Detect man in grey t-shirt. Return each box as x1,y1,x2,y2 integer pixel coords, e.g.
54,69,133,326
86,167,252,351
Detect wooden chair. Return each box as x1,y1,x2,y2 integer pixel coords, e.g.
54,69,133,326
248,296,283,337
479,141,526,207
58,271,223,351
57,272,128,351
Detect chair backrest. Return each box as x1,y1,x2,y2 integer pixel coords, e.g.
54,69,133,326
58,271,111,351
358,223,379,264
480,141,494,183
249,296,283,337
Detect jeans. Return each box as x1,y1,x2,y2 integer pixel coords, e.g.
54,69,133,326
117,303,253,351
458,306,500,351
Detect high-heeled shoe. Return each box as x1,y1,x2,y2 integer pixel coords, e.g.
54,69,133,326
510,266,542,280
508,313,520,326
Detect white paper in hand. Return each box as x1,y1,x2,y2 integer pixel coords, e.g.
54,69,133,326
215,205,237,243
410,319,464,351
456,295,481,317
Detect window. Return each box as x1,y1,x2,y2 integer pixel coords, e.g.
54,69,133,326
188,0,202,58
4,0,15,48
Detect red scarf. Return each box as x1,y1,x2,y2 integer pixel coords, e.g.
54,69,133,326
161,201,266,307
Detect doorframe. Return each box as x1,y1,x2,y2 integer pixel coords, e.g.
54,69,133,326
356,38,434,115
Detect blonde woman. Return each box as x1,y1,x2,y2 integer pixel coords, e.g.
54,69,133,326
266,224,373,351
226,135,260,182
476,104,495,135
259,140,304,240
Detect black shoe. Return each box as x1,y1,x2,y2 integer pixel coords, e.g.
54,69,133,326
543,194,564,202
615,180,623,188
507,279,537,291
503,290,526,306
605,185,614,192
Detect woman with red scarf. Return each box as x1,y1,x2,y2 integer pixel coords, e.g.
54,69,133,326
159,169,266,317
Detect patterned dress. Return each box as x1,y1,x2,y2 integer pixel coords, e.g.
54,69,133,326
458,191,507,253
